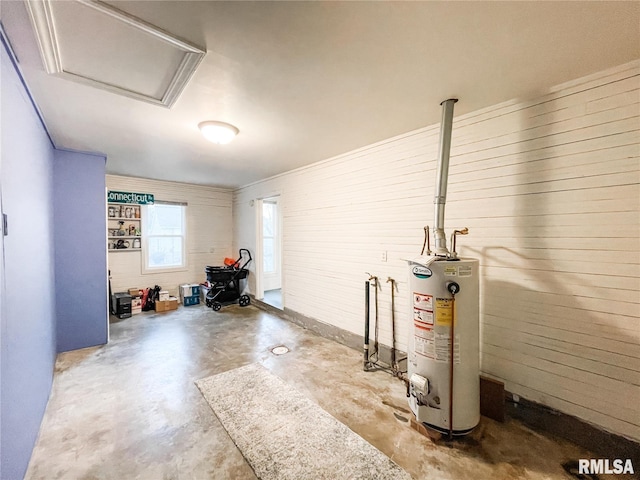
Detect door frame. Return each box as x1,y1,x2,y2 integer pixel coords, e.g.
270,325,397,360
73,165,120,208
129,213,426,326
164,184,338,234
254,193,283,305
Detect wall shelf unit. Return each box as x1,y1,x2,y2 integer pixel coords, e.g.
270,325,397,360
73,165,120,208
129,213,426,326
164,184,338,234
108,202,142,252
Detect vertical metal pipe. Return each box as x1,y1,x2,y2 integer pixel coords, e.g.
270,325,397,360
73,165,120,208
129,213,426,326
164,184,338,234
364,281,370,370
387,277,396,373
373,277,379,358
433,98,458,256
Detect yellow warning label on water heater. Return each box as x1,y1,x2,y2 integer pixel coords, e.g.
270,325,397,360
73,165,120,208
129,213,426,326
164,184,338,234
435,298,454,326
444,266,457,276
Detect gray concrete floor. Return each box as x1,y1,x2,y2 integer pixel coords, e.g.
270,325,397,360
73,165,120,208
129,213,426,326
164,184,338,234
26,304,600,479
262,289,282,309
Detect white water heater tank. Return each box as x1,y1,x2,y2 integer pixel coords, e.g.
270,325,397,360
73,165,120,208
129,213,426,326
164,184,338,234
407,257,480,435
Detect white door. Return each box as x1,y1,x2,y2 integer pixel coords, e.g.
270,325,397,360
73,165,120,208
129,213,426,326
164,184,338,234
262,197,281,292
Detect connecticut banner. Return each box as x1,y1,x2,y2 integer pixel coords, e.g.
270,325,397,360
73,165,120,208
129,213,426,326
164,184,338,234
107,191,154,205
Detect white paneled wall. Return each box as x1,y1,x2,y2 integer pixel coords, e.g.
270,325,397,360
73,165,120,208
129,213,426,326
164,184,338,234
107,175,233,296
234,61,640,441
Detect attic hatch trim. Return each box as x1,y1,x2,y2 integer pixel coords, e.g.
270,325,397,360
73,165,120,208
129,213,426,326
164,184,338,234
25,0,206,108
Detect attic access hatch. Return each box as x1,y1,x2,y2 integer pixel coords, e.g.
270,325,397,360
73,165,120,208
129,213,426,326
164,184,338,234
26,0,205,108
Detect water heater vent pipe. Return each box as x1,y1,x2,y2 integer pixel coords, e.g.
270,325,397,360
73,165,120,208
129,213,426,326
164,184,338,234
433,98,458,256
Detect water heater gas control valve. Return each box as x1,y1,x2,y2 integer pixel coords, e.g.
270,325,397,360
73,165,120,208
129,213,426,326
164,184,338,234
410,373,429,396
447,281,460,296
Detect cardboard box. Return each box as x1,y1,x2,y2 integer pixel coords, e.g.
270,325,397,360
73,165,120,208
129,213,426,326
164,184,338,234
180,284,200,299
155,298,179,312
159,290,170,301
183,295,200,307
132,307,142,315
200,285,210,301
128,288,142,297
155,300,169,313
171,299,179,310
131,298,142,309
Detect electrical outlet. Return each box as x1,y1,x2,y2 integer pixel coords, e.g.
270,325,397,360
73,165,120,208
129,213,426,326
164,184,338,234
381,250,387,262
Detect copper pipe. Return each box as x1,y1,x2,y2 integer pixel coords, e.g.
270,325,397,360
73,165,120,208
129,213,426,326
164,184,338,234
449,295,456,440
421,226,431,256
450,227,469,258
420,225,431,255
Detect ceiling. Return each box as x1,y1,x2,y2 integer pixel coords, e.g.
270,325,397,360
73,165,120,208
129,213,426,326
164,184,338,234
2,1,639,189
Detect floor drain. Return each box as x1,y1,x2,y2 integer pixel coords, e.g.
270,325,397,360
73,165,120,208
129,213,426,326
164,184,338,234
271,346,289,355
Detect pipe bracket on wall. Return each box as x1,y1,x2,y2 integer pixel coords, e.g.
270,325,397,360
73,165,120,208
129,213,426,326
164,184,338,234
3,213,7,236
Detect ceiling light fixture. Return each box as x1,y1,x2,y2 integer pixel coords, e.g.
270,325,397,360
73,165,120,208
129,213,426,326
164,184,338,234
198,121,239,144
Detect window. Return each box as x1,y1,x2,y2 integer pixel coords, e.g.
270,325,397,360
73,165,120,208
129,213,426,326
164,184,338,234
142,202,187,273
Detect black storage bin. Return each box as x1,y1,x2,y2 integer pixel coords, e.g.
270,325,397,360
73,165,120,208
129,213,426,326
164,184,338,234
111,292,132,319
205,266,249,282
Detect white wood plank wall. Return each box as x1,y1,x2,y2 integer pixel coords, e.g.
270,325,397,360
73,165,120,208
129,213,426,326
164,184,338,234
107,175,234,297
233,61,640,441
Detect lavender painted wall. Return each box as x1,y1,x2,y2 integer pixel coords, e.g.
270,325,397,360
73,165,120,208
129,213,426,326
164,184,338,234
53,149,108,352
0,38,57,480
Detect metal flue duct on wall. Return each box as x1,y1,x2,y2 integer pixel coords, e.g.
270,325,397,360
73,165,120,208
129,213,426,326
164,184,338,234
432,98,458,256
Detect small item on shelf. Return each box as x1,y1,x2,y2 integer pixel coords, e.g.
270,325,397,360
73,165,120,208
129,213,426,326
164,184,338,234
118,220,126,235
124,207,133,218
134,207,140,218
108,206,116,217
132,238,141,249
128,224,136,236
